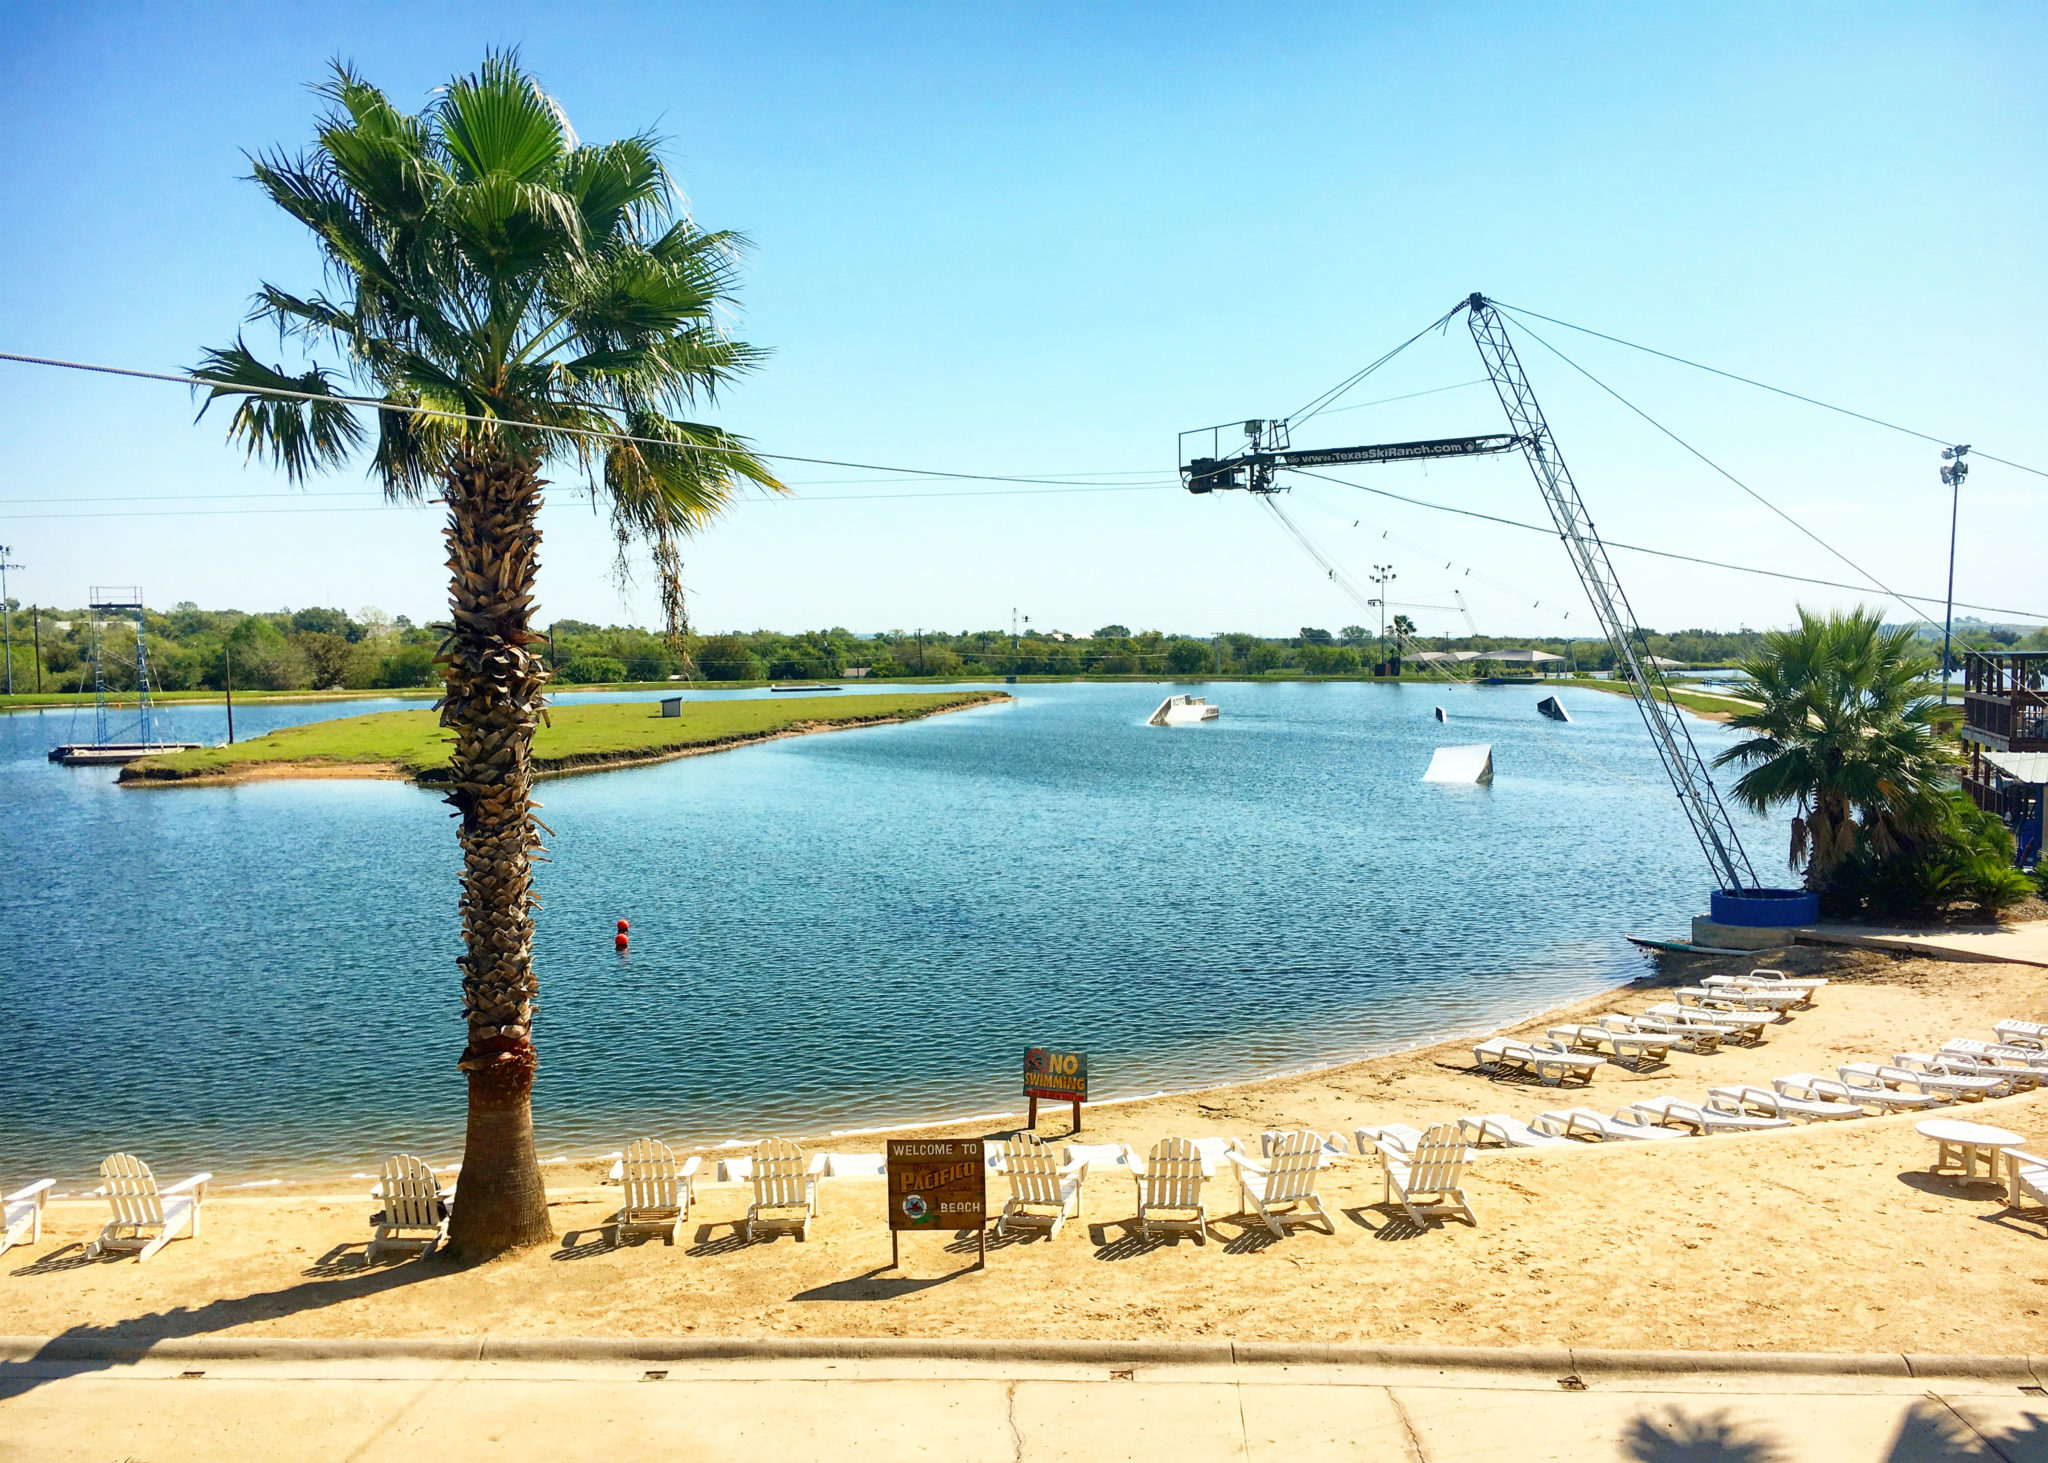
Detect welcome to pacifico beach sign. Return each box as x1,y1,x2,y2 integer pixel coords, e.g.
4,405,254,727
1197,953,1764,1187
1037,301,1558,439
885,1138,987,1268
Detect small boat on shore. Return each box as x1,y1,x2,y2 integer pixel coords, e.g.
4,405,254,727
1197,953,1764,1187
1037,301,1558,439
1148,694,1219,726
1536,695,1571,723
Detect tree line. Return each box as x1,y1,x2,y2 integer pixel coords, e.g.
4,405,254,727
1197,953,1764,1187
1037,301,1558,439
10,605,2043,693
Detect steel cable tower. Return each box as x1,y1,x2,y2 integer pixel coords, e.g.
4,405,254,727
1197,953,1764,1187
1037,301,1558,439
1462,294,1758,891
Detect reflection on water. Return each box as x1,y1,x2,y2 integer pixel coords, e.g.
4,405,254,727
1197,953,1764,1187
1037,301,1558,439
0,680,1768,1181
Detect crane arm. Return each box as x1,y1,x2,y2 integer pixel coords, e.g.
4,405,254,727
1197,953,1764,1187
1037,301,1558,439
1183,432,1521,494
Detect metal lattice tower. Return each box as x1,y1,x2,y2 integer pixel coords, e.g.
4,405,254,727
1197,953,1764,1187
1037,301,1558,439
88,586,152,748
1463,295,1759,892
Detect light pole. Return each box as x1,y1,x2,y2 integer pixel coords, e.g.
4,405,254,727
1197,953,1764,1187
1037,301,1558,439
1368,563,1395,674
1939,446,1970,705
0,545,20,696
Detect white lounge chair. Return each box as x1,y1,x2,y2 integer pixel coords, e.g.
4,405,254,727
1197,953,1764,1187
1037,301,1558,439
1645,1003,1772,1042
1259,1129,1350,1167
1229,1131,1333,1239
1473,1038,1605,1086
1600,1013,1723,1054
1833,1065,1954,1109
1457,1113,1571,1149
85,1154,210,1262
1128,1137,1211,1240
746,1138,825,1241
996,1134,1088,1240
1993,1019,2048,1050
2,1179,55,1259
1061,1142,1129,1170
1624,1097,1793,1135
611,1139,701,1248
2002,1147,2048,1220
1530,1108,1688,1142
1547,1024,1670,1068
1707,1084,1862,1124
1189,1136,1246,1173
369,1154,454,1260
1674,985,1802,1015
1905,1051,2037,1092
1887,1055,2016,1099
823,1152,887,1178
1941,1038,2048,1070
1356,1123,1424,1158
1703,969,1825,1007
1380,1123,1476,1226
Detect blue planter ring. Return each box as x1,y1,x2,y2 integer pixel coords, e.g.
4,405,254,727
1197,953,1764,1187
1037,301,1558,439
1711,888,1819,927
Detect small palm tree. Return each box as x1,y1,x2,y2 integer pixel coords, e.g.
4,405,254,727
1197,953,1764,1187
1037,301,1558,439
1713,607,1947,888
196,55,780,1255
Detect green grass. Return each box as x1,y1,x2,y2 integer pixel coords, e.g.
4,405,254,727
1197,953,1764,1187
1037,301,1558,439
118,691,1005,784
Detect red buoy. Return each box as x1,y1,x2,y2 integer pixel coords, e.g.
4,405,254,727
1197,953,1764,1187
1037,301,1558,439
615,931,629,950
616,918,630,933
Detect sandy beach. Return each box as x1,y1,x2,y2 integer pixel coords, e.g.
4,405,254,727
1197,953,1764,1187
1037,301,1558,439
8,941,2045,1355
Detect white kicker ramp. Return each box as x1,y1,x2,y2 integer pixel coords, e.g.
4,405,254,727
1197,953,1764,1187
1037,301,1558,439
1422,743,1494,784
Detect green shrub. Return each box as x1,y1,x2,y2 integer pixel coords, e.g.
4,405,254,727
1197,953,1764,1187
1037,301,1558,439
1823,790,2032,919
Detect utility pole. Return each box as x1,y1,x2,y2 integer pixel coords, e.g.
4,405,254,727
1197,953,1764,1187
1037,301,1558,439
31,605,42,691
224,642,236,744
1214,632,1224,675
0,546,19,696
1368,563,1395,675
1939,446,1970,705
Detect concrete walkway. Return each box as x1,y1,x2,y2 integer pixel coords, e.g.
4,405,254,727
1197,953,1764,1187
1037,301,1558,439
3,1347,2044,1461
1797,918,2048,969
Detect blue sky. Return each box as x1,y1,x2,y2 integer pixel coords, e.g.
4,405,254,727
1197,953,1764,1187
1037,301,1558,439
2,2,2042,639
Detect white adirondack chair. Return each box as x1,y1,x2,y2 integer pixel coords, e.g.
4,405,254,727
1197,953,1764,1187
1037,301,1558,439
747,1137,825,1241
996,1133,1089,1239
85,1154,210,1262
1128,1137,1210,1240
612,1139,702,1248
1380,1123,1476,1226
369,1154,453,1261
3,1179,55,1259
1229,1130,1333,1239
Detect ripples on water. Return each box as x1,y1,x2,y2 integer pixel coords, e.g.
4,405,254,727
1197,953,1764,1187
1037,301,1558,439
1,681,1768,1181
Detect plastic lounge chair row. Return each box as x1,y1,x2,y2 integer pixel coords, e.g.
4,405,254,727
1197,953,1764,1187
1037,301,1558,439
1942,1038,2048,1070
1529,1108,1688,1142
2003,1146,2048,1219
1708,1084,1862,1123
1600,1013,1724,1054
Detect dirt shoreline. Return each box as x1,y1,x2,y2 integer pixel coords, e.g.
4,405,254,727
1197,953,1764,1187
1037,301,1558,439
117,693,1009,788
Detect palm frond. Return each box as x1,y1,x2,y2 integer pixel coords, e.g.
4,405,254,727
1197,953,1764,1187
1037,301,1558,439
191,340,365,483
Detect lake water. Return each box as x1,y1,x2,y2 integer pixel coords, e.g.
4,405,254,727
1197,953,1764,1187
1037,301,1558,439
1,680,1771,1184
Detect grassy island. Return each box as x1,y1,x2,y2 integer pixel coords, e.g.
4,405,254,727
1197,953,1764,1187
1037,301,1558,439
118,690,1007,786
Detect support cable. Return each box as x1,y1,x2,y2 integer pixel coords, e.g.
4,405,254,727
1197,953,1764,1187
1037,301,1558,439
1493,301,2047,481
1506,318,1936,632
1287,304,1465,428
1286,469,2046,621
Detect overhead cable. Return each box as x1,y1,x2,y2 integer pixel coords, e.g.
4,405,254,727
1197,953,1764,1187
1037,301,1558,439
1503,317,1934,631
0,349,1163,489
1493,301,2047,481
1286,469,2046,622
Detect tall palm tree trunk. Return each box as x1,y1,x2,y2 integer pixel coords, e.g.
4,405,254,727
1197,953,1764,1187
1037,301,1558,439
440,447,554,1255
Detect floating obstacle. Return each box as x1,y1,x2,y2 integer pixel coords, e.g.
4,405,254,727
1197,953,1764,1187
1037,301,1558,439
1422,743,1494,784
1536,695,1571,722
1433,706,1447,722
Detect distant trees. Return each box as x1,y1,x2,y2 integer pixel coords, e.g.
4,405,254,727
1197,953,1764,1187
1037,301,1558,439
1165,639,1211,674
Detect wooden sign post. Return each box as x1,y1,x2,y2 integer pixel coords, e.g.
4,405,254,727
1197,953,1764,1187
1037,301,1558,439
885,1138,987,1270
1023,1046,1088,1133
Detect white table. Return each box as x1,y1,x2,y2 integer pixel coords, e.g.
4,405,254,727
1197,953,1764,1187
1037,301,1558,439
1916,1118,2026,1182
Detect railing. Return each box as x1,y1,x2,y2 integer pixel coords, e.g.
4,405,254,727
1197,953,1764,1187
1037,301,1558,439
1961,651,2048,751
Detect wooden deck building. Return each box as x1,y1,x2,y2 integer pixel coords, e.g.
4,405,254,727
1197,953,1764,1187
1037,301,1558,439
1959,650,2046,864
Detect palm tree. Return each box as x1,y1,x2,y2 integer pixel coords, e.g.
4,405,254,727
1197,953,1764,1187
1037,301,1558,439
195,55,780,1255
1713,607,1947,888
